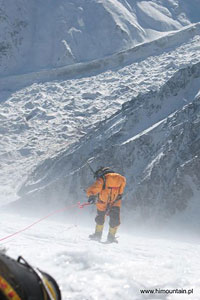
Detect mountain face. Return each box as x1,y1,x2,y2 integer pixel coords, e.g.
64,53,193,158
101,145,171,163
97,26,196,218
0,0,199,77
1,0,200,229
17,61,200,226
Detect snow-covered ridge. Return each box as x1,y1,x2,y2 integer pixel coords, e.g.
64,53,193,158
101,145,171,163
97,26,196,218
1,22,200,91
1,0,200,78
16,60,200,226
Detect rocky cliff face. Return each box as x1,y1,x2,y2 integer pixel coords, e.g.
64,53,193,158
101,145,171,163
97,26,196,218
133,97,200,220
0,1,32,76
17,61,200,224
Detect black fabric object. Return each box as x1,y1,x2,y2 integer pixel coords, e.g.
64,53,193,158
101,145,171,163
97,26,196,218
115,194,122,201
95,206,120,227
0,253,61,300
88,195,96,204
95,210,106,225
0,290,7,300
109,206,120,227
94,167,114,179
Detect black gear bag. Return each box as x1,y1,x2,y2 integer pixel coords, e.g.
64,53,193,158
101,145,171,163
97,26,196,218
0,253,61,300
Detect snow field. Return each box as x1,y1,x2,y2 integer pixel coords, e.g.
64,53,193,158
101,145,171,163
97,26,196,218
1,212,200,300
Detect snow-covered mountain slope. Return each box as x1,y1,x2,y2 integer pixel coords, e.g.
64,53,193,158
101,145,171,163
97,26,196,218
1,212,200,300
1,0,200,231
1,25,200,207
16,59,200,229
1,22,200,91
1,0,200,77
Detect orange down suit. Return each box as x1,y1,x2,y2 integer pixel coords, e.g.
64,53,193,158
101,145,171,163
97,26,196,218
86,173,126,211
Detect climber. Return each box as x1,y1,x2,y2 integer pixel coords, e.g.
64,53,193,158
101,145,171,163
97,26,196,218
86,166,126,243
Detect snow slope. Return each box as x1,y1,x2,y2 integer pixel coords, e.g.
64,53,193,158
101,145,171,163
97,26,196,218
1,0,200,77
1,212,200,300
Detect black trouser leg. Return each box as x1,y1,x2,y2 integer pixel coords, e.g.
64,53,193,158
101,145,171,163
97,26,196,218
109,206,120,228
95,210,106,225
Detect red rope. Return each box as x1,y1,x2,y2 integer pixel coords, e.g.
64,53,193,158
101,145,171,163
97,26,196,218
0,201,91,243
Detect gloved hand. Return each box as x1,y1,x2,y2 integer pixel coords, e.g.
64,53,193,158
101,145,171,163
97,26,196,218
88,195,96,204
116,194,122,201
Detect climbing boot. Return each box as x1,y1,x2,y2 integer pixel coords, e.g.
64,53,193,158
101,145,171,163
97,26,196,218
89,224,103,241
106,226,118,243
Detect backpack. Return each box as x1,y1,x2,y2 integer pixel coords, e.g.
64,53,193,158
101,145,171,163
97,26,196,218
94,167,115,189
0,253,61,300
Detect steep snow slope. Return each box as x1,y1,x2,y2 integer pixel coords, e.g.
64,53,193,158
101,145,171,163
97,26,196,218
1,0,200,77
1,27,200,206
16,60,200,229
1,212,200,300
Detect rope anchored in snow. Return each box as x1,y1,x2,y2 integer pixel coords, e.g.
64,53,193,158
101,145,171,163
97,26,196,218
0,201,92,243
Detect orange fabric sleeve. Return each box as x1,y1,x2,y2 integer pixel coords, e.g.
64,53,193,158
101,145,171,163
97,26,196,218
86,178,104,197
119,176,126,194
